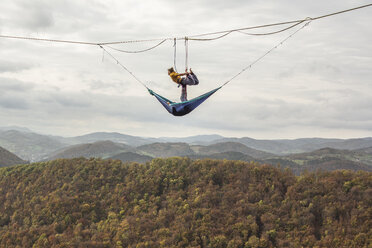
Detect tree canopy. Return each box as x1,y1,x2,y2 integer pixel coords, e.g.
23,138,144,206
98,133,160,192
0,158,371,247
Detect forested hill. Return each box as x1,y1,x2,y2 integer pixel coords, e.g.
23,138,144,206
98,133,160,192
0,146,28,167
0,158,371,247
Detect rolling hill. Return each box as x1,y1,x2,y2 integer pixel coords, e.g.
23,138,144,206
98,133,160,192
137,142,195,157
189,151,256,162
14,136,372,174
265,147,372,174
190,142,274,159
355,146,372,154
65,132,156,147
41,141,269,165
0,146,28,167
44,140,133,160
0,130,66,161
158,134,224,144
210,137,372,154
109,151,153,163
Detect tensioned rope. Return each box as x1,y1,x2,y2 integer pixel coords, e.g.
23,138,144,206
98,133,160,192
221,20,311,87
0,4,370,46
238,19,306,36
99,19,312,92
187,4,372,40
98,45,148,89
104,39,167,53
185,19,308,41
96,3,369,92
101,3,372,44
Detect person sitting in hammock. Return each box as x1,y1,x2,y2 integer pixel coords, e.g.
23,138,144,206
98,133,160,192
168,67,199,102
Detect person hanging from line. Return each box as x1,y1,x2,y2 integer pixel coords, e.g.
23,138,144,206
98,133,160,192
168,67,199,102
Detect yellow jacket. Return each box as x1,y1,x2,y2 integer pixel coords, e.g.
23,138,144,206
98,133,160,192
169,72,182,84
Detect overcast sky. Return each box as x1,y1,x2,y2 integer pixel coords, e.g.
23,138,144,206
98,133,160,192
0,0,371,139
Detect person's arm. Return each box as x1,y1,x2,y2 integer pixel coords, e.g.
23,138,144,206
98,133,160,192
177,72,189,76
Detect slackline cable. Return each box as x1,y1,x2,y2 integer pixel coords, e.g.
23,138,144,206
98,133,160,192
98,20,312,91
104,39,167,53
0,4,369,46
98,45,148,90
221,20,311,87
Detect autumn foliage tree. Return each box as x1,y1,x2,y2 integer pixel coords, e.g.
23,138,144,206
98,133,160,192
0,157,370,247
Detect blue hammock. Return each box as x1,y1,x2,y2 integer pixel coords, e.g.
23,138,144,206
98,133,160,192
148,87,221,116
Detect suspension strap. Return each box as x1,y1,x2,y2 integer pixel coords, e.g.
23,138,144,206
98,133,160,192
173,38,178,72
185,37,189,71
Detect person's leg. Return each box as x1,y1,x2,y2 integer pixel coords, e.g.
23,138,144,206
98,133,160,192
180,84,187,102
184,74,198,85
190,73,199,85
183,75,193,86
189,69,199,85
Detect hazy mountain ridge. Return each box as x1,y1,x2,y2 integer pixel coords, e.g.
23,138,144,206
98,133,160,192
44,140,134,161
35,140,372,174
211,137,372,154
0,130,66,161
0,146,28,167
190,142,274,159
267,147,372,174
1,127,372,174
286,147,372,167
157,134,224,144
188,151,256,162
35,140,267,162
109,152,153,163
64,132,156,147
137,142,195,157
0,126,33,133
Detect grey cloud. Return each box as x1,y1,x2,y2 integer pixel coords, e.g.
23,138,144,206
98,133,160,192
38,92,92,108
0,60,34,73
81,94,165,122
0,77,35,92
1,0,110,36
0,95,29,109
88,80,126,91
32,89,152,119
176,86,372,133
11,0,54,31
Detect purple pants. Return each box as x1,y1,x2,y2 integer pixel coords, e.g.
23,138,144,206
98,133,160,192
180,74,199,102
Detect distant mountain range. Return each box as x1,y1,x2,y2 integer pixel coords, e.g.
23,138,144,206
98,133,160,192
41,140,372,175
42,141,273,162
210,137,372,154
0,130,66,161
0,126,33,133
1,126,372,174
265,147,372,174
